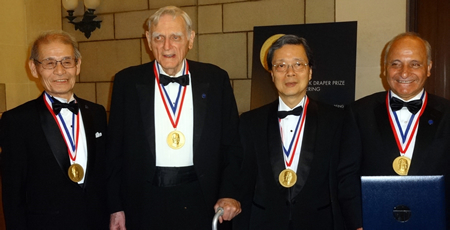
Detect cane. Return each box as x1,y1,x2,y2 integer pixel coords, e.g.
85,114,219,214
212,207,224,230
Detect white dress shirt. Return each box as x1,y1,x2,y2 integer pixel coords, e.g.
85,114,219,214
154,61,194,166
47,94,87,184
389,89,425,160
278,96,307,172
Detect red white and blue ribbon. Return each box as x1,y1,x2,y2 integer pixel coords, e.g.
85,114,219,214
279,96,309,167
386,91,427,155
154,60,189,129
44,92,80,162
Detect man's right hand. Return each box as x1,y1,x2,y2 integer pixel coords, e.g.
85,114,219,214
110,211,126,230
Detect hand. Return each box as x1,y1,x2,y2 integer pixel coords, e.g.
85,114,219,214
214,198,242,223
110,211,126,230
356,228,363,230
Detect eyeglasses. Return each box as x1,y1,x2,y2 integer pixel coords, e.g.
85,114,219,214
388,61,424,70
34,57,78,69
272,62,309,72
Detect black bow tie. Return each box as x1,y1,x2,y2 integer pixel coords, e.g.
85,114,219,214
390,97,422,114
52,99,79,115
277,106,303,119
159,74,190,86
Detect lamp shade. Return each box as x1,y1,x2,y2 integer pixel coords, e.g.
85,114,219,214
84,0,101,9
62,0,79,10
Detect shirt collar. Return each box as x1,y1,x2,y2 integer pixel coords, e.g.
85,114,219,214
46,92,75,103
278,96,306,112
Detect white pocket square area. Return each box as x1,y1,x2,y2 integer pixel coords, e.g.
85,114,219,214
95,132,102,138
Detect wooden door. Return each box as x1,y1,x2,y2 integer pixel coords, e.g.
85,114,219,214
409,0,450,99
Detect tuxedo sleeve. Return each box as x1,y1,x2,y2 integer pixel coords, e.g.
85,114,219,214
232,112,257,230
337,105,363,229
217,70,243,200
106,72,127,214
1,111,28,230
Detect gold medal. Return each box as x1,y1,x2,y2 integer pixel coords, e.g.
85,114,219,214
167,130,185,149
279,169,297,188
392,156,411,175
68,163,84,183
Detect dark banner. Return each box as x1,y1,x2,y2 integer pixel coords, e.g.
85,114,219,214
251,21,357,109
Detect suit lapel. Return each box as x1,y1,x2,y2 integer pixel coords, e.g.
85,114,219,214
76,96,95,187
375,95,400,163
136,62,156,162
375,93,442,175
38,93,71,177
268,101,285,187
189,61,209,154
409,98,442,174
291,99,317,199
268,99,318,200
139,61,208,165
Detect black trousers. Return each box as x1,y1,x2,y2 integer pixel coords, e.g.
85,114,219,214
145,180,211,230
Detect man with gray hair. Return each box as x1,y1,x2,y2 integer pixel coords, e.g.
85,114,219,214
107,6,242,230
0,30,109,229
338,32,450,229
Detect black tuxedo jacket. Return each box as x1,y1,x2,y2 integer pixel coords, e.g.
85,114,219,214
338,91,450,229
106,60,242,228
234,98,344,230
0,93,109,230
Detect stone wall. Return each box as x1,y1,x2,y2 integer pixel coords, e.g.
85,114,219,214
63,0,337,114
0,0,406,115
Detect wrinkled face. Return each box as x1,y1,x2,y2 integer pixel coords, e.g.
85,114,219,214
385,36,432,100
146,14,195,76
271,44,312,107
29,41,81,101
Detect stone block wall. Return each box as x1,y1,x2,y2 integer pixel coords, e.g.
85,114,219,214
61,0,406,114
0,0,407,113
63,0,335,114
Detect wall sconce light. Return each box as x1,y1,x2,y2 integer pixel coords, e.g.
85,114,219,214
62,0,102,39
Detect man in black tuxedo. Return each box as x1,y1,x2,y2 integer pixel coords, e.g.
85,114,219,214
107,6,242,230
0,31,109,229
338,32,450,229
234,35,345,230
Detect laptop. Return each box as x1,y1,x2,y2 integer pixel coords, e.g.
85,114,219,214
361,175,446,230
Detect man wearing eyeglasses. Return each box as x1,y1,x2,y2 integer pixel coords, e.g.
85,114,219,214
338,32,450,229
0,30,109,229
234,34,345,229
